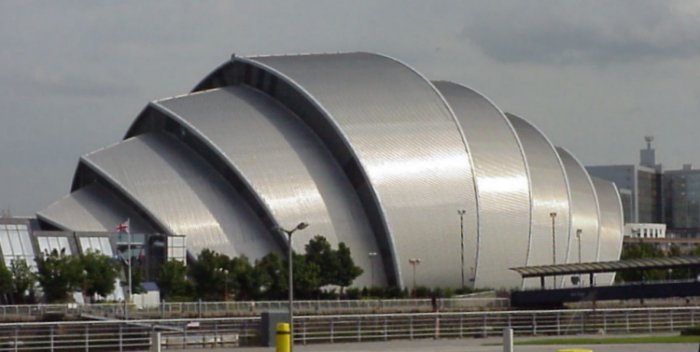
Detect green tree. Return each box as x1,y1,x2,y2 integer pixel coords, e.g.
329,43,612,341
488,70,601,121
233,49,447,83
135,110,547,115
35,249,83,302
618,241,665,282
157,260,193,301
333,242,363,293
305,236,338,287
81,250,120,301
0,262,12,298
253,252,286,299
130,267,145,294
304,236,363,295
10,259,36,303
227,255,255,300
290,252,321,299
190,249,229,300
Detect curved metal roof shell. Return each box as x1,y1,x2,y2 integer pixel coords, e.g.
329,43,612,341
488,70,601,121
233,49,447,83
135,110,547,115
195,52,479,288
76,132,277,259
556,147,601,288
591,177,625,285
435,82,531,289
37,183,155,234
127,86,384,287
35,51,626,290
506,113,572,289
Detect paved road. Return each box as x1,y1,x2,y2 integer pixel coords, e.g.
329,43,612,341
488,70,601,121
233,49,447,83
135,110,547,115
187,335,699,352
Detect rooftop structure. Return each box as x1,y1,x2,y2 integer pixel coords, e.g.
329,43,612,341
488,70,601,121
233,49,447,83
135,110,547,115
35,52,624,289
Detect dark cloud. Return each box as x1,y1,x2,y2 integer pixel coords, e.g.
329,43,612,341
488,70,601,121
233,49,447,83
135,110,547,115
462,1,700,65
1,0,699,215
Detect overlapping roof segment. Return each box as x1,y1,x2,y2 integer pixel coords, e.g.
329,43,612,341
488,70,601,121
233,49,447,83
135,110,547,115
37,52,625,289
506,114,571,289
435,82,530,289
591,177,625,285
136,86,382,287
556,147,602,287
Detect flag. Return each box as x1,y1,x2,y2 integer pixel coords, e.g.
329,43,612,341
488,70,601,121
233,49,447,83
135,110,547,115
116,218,130,233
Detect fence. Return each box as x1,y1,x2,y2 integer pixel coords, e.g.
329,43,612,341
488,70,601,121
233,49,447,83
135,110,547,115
295,306,700,344
1,306,698,351
0,297,509,320
0,317,259,351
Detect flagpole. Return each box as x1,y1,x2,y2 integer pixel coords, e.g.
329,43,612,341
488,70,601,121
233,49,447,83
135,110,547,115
127,218,131,320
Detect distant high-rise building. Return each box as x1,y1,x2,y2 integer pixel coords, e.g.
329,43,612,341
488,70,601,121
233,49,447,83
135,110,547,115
664,164,700,237
588,136,700,239
587,137,662,224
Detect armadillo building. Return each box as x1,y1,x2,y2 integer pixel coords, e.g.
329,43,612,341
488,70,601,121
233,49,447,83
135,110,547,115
37,52,624,289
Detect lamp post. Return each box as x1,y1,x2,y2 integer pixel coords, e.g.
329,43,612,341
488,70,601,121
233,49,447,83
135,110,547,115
368,252,378,286
408,258,421,296
279,222,309,352
217,268,229,301
457,209,466,289
549,212,557,288
576,229,582,286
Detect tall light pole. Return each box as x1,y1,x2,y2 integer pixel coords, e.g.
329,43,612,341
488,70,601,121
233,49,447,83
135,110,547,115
368,252,378,286
549,212,557,288
279,221,309,352
408,258,421,296
576,229,583,286
457,209,466,289
217,268,229,301
116,219,130,319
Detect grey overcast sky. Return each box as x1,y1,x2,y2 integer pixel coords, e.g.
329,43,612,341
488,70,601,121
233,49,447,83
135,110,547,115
1,0,700,216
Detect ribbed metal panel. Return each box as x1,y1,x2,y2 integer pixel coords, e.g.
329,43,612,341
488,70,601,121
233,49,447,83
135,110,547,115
556,147,601,287
146,86,383,286
230,53,479,288
37,183,155,233
436,82,531,289
591,177,624,285
506,113,571,289
78,132,277,260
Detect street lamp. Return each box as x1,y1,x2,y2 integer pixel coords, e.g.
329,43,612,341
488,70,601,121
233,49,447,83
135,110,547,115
217,268,229,301
457,209,467,289
549,212,557,288
368,252,378,286
408,258,421,296
279,221,309,352
576,229,583,286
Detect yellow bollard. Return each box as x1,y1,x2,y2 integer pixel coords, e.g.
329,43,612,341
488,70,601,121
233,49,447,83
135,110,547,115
276,322,291,352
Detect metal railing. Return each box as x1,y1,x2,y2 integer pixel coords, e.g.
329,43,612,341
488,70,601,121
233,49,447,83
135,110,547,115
295,306,700,344
1,306,700,350
0,317,259,351
0,297,509,320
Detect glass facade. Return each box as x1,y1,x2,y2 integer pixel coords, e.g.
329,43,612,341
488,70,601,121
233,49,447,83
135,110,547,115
637,169,661,223
78,236,113,256
167,236,186,262
0,224,35,268
619,191,633,224
665,171,700,231
37,236,72,255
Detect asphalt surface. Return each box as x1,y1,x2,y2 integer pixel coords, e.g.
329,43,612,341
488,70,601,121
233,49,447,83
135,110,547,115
186,334,700,352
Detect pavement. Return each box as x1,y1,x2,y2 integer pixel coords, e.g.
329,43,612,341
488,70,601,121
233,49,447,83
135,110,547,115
186,334,700,352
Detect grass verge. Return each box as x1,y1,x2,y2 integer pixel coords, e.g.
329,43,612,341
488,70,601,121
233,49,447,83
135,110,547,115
516,335,700,345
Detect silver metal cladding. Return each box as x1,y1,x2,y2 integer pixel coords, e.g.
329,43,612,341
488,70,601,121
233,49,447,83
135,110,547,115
245,53,479,288
37,183,155,234
591,177,625,285
556,147,602,287
435,82,531,290
35,51,626,290
506,114,571,289
80,132,278,260
151,86,384,287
